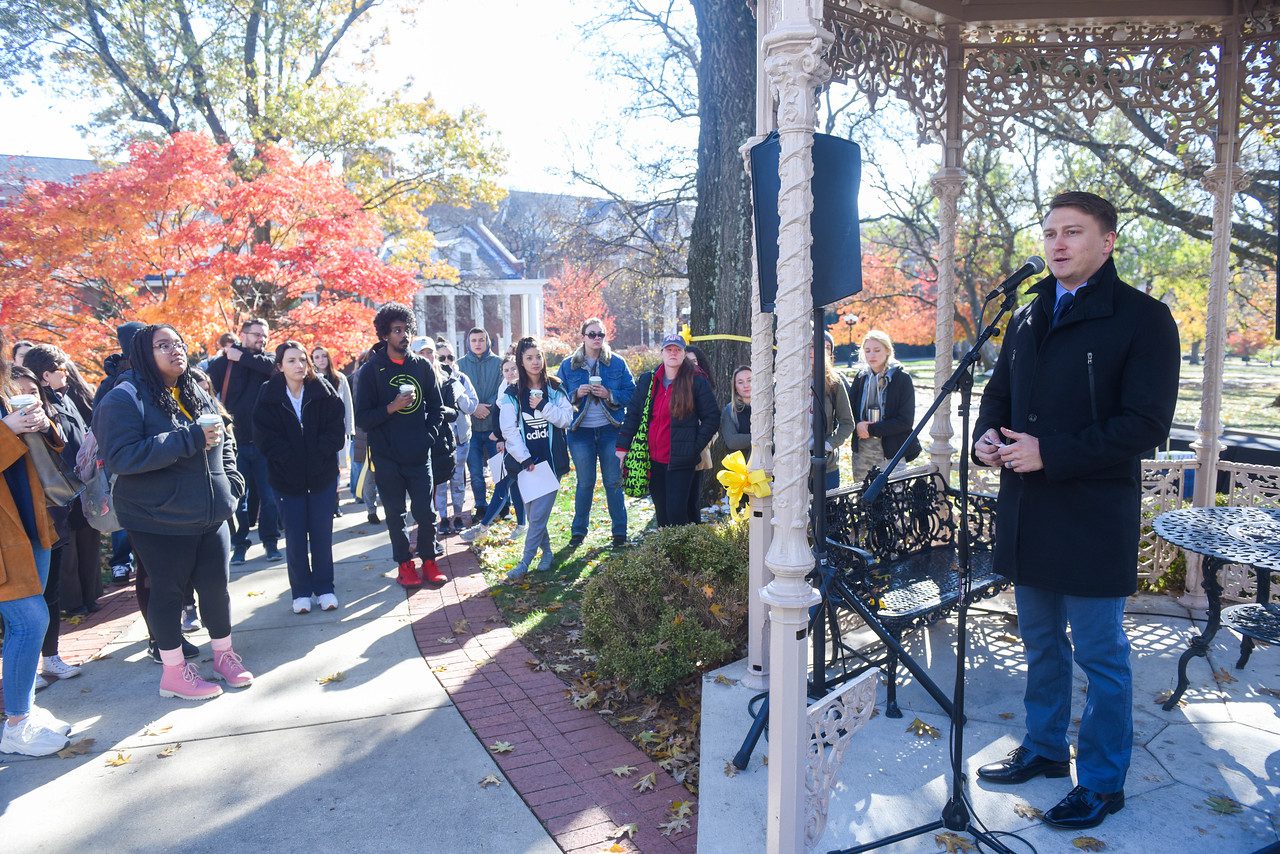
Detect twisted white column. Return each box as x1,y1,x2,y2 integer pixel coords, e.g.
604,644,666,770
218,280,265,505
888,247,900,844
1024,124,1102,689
929,167,965,477
761,5,830,850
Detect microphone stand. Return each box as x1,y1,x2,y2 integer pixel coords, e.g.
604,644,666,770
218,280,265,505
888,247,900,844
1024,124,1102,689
833,285,1020,854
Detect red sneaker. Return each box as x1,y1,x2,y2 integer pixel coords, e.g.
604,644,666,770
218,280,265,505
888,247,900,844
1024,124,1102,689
396,560,422,588
420,559,447,584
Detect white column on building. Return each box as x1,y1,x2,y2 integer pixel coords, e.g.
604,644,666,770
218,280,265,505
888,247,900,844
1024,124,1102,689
664,285,678,334
445,293,458,354
760,1,830,851
1185,17,1243,609
471,293,484,335
929,24,965,478
532,292,545,338
499,286,512,354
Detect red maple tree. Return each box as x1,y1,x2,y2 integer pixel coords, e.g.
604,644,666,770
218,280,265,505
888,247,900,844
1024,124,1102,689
542,264,614,343
827,246,938,349
0,133,416,375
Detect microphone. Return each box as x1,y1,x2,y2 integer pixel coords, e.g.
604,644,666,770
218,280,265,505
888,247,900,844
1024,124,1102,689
984,256,1046,301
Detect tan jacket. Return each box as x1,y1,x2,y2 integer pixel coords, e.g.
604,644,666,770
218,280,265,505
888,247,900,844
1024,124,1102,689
0,423,57,602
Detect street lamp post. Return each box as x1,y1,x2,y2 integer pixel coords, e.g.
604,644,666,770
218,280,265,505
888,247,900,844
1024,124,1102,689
843,314,858,367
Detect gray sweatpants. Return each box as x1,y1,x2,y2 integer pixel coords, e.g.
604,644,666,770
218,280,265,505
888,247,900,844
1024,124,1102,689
519,491,558,571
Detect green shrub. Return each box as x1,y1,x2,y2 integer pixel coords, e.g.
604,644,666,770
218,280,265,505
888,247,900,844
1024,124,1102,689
581,520,749,694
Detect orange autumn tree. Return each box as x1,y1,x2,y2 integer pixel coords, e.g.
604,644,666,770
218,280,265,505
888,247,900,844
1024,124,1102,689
542,264,614,343
0,133,416,375
828,245,938,350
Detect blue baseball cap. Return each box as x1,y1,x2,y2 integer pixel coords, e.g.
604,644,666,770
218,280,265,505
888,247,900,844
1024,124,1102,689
660,333,686,350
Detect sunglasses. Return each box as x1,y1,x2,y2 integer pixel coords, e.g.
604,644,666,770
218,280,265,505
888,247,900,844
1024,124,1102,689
585,331,606,339
438,354,455,362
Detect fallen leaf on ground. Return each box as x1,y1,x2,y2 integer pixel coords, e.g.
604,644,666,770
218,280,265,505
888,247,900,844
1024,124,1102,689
452,618,470,634
489,741,515,754
478,774,503,788
724,760,739,777
994,633,1020,644
712,675,739,687
633,771,656,793
525,658,544,670
157,743,181,758
105,752,131,767
709,603,729,623
317,671,346,685
636,731,660,745
610,823,638,840
436,635,457,644
552,663,573,674
701,585,715,598
1212,668,1237,685
432,665,448,673
88,652,112,662
611,765,637,777
659,815,690,836
544,603,562,612
1154,690,1186,708
934,832,977,853
1259,686,1280,699
571,690,599,710
907,717,941,739
601,845,627,854
1072,837,1106,851
57,738,95,759
245,591,264,597
142,724,173,737
1205,795,1243,815
998,712,1015,720
1012,802,1043,820
66,615,84,626
669,800,693,819
80,687,91,693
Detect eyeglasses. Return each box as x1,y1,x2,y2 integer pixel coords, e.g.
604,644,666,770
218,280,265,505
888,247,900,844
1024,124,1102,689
585,331,606,339
438,354,455,362
153,341,188,354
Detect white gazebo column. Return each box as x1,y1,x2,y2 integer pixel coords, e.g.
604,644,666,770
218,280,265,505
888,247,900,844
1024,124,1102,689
928,24,965,478
470,293,484,335
761,2,830,851
1184,17,1242,609
445,293,458,353
499,287,512,353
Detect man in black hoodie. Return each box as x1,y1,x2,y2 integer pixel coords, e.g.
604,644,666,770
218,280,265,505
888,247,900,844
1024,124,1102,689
354,303,447,588
207,318,280,564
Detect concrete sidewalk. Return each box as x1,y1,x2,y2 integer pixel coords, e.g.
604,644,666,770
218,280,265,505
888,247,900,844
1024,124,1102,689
0,504,558,854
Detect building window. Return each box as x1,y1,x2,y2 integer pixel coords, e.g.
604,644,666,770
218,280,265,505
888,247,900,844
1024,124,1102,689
460,251,473,271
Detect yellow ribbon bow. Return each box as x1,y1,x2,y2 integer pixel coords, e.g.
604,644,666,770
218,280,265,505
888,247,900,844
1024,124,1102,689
716,451,771,521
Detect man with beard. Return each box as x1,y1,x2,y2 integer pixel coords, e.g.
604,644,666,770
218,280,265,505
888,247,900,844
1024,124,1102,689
208,318,280,565
354,303,447,587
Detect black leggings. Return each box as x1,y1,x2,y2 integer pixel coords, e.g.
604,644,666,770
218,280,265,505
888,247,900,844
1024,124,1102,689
42,545,63,657
650,462,698,527
129,525,232,651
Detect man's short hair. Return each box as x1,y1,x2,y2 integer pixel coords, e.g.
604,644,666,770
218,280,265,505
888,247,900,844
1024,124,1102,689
374,302,415,338
580,317,605,335
240,317,269,333
1047,191,1118,235
467,327,488,340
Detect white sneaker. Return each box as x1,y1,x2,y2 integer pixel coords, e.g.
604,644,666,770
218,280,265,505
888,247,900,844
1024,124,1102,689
292,597,311,614
29,705,72,736
459,523,488,543
0,717,69,756
41,655,81,680
34,673,49,691
509,524,528,542
317,593,338,611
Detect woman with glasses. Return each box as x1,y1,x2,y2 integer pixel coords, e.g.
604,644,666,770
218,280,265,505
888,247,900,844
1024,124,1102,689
95,325,251,700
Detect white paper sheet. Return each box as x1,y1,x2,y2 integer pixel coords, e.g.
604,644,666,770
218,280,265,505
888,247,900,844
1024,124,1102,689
516,460,559,501
488,451,505,485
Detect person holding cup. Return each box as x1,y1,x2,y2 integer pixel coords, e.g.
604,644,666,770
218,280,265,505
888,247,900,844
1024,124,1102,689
94,324,251,701
556,318,635,550
253,341,347,614
849,329,920,484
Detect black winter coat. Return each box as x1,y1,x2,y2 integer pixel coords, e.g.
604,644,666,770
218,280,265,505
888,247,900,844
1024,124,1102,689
252,375,347,496
619,370,719,471
849,365,921,462
207,347,276,444
353,342,443,467
973,257,1180,597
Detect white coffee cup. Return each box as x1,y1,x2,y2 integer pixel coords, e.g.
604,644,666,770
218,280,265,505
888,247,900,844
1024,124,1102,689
197,413,223,443
399,384,414,396
529,388,543,399
589,376,602,385
7,394,38,410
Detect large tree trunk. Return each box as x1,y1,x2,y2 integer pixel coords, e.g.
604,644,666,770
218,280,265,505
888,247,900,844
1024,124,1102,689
687,0,756,504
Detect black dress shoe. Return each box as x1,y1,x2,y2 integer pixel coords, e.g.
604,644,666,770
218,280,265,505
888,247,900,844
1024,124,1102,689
1043,786,1124,829
612,535,629,549
568,534,585,549
976,746,1071,784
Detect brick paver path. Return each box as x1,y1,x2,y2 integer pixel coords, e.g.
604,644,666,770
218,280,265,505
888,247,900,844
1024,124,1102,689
408,536,699,854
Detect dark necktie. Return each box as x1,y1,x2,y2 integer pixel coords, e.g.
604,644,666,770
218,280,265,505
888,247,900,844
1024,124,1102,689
1052,291,1075,328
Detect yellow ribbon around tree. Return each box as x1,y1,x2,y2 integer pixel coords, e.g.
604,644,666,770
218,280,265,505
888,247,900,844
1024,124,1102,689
680,322,753,346
716,451,771,521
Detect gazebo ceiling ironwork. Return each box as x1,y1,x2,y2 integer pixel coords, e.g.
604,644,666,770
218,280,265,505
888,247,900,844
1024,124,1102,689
823,0,1280,149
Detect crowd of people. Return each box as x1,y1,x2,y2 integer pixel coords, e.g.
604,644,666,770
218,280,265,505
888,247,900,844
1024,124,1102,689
0,296,914,757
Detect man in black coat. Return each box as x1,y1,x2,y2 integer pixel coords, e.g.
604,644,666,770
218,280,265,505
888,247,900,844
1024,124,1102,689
207,318,280,564
972,192,1180,830
354,303,446,588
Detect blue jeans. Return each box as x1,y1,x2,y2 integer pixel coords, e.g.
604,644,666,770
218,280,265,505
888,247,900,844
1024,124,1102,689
466,434,498,515
0,545,51,717
278,482,338,598
825,468,840,492
110,529,133,570
567,426,627,538
1014,585,1132,792
232,442,279,548
480,475,525,527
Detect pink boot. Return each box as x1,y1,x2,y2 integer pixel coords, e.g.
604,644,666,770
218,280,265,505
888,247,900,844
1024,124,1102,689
158,648,222,700
211,644,254,689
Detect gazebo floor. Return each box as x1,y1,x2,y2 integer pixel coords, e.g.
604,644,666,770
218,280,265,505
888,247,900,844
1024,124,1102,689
697,592,1280,853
